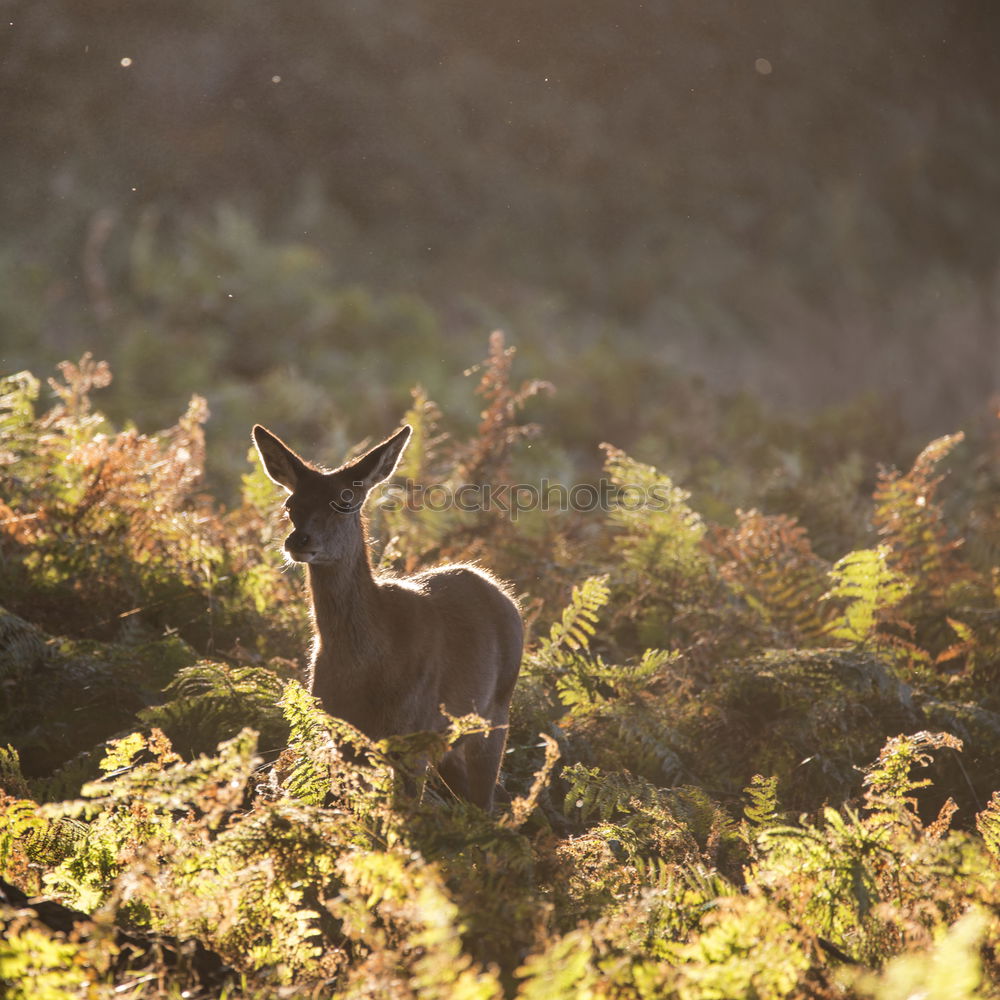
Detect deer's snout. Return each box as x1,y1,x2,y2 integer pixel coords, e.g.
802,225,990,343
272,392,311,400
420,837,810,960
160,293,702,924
285,529,311,554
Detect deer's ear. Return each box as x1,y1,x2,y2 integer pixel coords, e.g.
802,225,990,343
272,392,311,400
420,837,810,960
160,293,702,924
252,425,311,493
347,425,412,492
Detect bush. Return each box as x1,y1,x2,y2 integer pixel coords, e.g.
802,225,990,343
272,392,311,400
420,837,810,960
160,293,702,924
2,351,999,996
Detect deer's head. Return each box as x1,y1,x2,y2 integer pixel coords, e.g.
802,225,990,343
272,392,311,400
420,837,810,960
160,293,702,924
252,424,411,565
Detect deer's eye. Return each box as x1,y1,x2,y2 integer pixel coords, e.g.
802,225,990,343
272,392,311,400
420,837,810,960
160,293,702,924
329,489,362,513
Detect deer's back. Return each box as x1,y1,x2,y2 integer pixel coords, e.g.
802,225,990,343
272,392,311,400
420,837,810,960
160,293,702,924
377,563,523,721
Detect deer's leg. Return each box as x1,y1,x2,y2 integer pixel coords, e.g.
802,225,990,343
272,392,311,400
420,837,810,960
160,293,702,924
459,726,508,812
437,741,475,803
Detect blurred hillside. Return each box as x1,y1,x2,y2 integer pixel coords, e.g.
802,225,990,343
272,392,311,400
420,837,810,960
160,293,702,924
1,1,999,486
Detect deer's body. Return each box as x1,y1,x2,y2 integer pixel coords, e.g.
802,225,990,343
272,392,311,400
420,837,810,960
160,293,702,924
253,423,523,810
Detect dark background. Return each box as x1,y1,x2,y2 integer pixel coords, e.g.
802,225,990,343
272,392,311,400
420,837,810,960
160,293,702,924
2,1,999,490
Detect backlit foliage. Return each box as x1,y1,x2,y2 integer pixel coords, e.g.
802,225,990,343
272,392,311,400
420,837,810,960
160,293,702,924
2,350,1000,997
873,432,967,600
822,545,913,649
713,509,831,644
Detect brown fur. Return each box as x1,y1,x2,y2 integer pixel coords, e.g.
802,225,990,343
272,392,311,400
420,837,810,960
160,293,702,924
253,423,523,810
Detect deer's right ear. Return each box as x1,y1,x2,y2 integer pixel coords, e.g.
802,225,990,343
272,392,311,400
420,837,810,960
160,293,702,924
252,425,309,493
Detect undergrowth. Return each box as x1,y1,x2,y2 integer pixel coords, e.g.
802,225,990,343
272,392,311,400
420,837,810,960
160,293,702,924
2,345,999,997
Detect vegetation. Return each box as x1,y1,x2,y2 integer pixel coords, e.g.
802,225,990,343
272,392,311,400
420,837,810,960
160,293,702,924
3,343,1000,998
3,5,997,995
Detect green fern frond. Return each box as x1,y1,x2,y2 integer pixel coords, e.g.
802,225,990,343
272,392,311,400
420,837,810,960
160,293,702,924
604,702,686,784
97,732,148,774
279,680,388,808
862,730,963,818
0,370,40,438
740,774,783,859
538,574,610,658
601,446,708,587
822,545,913,646
563,762,663,824
0,781,85,876
0,744,30,799
975,791,1000,866
398,384,449,485
529,574,672,726
631,647,677,684
372,385,462,568
141,661,287,758
742,774,781,831
601,445,704,541
38,728,261,912
561,764,708,874
0,797,47,871
279,681,340,806
599,445,713,648
554,647,677,718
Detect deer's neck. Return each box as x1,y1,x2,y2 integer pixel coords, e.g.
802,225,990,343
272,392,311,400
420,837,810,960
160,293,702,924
306,557,383,673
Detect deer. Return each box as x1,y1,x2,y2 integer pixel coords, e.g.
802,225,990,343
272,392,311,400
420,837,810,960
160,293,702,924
252,422,524,811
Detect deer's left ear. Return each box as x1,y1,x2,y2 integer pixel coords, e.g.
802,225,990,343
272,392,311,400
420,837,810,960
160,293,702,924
346,425,412,492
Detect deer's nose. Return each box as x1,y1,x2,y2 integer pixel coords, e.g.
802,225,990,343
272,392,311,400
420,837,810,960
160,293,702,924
285,529,310,551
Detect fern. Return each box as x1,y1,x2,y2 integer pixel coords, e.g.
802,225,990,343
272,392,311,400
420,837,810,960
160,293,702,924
556,765,729,927
601,444,708,581
862,730,963,824
713,509,831,643
278,680,343,806
555,647,676,716
528,575,676,716
739,773,783,863
0,745,31,799
599,699,686,784
459,330,552,487
141,660,288,758
0,921,96,999
600,443,714,649
822,545,915,650
975,791,1000,866
742,774,781,832
45,354,113,423
564,762,636,823
0,369,40,445
278,680,393,812
524,574,683,782
0,607,165,781
0,356,304,667
0,797,48,872
4,351,1000,996
398,384,450,487
851,908,989,1000
97,731,150,774
537,574,610,659
562,762,696,847
372,385,460,571
670,647,923,814
670,892,815,999
517,928,601,1000
40,728,260,911
873,432,967,601
332,847,503,999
